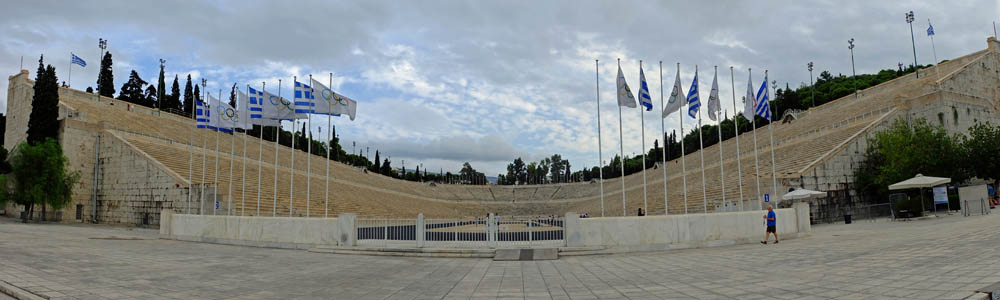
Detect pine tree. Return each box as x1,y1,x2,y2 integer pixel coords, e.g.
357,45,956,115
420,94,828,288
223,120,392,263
96,52,114,97
169,75,181,111
144,85,157,108
372,150,380,172
193,84,201,109
183,75,193,117
157,63,165,109
26,56,60,145
117,70,147,105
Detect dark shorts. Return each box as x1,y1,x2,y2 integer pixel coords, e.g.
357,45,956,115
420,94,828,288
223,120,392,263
766,226,776,233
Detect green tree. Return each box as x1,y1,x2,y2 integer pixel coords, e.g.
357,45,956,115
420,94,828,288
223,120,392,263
169,75,181,111
854,118,968,201
371,150,380,173
963,122,1000,188
549,154,564,183
26,56,60,145
144,85,158,107
117,70,147,105
96,52,114,97
157,63,166,109
6,139,80,222
229,83,238,108
184,74,194,117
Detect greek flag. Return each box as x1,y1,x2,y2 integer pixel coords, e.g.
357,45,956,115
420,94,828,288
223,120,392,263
238,88,278,127
71,53,86,67
250,86,299,121
293,80,315,114
310,78,357,121
638,68,653,111
755,75,771,120
927,23,934,36
195,101,213,130
686,69,700,119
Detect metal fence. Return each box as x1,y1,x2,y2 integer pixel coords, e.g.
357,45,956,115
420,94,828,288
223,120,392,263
355,215,565,248
812,203,893,224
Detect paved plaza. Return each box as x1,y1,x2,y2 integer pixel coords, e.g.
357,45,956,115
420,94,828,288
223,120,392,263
1,212,999,299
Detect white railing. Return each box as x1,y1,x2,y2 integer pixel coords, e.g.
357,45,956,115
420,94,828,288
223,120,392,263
354,214,565,249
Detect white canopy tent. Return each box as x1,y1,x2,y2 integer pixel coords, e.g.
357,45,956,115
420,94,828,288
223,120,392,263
782,189,827,201
888,174,951,213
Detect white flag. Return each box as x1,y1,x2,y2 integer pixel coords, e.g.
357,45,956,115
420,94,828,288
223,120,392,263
238,88,279,128
616,66,637,108
208,93,238,132
707,70,721,121
743,73,755,121
310,78,358,121
661,71,684,118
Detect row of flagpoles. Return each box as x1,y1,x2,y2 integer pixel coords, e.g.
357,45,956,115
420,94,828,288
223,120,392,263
187,74,358,217
594,60,778,217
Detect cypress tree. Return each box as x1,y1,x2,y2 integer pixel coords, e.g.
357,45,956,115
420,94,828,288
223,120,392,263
372,150,380,172
169,75,181,111
157,64,165,109
183,75,194,117
229,83,237,108
96,52,114,97
26,56,60,145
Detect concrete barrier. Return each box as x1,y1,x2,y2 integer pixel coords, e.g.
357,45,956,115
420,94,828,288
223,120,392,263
565,204,809,251
160,210,347,249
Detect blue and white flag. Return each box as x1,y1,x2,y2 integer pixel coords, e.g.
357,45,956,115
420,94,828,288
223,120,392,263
616,65,637,108
686,69,700,119
196,100,213,130
707,70,721,121
637,68,653,111
310,78,358,121
249,86,299,121
71,53,86,67
293,80,315,114
208,93,237,132
238,88,278,128
662,69,684,118
927,22,935,36
755,74,771,120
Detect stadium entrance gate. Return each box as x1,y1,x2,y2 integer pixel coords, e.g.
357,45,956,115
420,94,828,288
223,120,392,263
356,215,565,248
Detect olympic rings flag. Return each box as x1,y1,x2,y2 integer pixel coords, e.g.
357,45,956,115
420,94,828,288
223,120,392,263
249,86,300,121
207,93,237,132
309,78,357,121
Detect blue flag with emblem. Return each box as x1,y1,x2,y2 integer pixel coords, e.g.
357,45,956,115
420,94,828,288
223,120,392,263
755,74,771,120
927,22,935,36
71,53,86,67
686,69,700,119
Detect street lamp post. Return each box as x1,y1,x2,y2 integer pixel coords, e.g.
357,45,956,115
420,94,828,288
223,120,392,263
906,11,919,78
770,80,778,118
807,62,815,107
848,38,858,99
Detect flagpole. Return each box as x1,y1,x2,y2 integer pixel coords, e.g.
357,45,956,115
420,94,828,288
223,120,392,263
696,65,707,213
730,67,745,211
639,60,648,215
241,92,248,216
289,77,295,217
257,83,264,216
228,90,235,216
714,66,725,212
273,81,279,217
749,69,763,210
929,19,940,82
595,59,605,217
200,80,208,215
325,73,332,218
214,89,221,216
306,74,313,218
659,61,668,215
616,58,627,217
677,63,688,214
187,87,195,215
766,70,778,203
68,57,72,88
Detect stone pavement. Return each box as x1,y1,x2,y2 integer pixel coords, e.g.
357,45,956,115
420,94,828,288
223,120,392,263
1,212,999,299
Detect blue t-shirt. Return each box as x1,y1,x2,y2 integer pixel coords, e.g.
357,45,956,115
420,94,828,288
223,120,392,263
766,210,776,226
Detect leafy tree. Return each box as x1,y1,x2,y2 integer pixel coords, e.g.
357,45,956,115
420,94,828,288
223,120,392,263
26,56,60,145
169,75,181,111
184,74,194,117
854,118,968,201
157,63,166,109
96,52,114,97
380,158,392,176
117,70,147,106
460,162,486,185
5,139,80,222
86,87,94,93
549,154,564,183
144,85,158,108
963,122,1000,188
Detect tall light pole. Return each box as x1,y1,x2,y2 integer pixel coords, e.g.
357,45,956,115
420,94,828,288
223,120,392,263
906,11,919,78
848,38,858,99
770,80,778,118
158,59,165,112
98,38,107,97
807,62,815,107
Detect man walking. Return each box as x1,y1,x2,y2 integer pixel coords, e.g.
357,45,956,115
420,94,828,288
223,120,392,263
761,205,779,244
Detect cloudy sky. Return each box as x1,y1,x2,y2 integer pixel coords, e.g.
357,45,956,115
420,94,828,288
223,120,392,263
1,0,997,176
